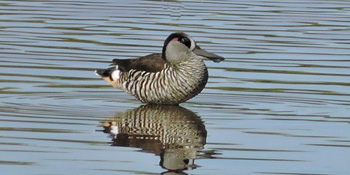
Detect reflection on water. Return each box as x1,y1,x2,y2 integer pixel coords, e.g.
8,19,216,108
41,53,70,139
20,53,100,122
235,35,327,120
101,105,206,173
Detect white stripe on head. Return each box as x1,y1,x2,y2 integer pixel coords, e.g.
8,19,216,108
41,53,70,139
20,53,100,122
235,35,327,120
189,36,196,51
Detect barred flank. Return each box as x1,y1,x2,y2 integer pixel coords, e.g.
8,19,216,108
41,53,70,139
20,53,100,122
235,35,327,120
119,57,208,104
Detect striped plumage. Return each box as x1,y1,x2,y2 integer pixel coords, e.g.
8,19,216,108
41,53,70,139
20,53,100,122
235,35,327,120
119,56,207,104
95,32,224,105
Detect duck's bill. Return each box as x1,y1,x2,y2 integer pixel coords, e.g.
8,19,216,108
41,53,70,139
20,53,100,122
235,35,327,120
193,46,225,63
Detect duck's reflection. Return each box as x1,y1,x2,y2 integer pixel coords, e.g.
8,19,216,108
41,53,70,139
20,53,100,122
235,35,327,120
101,105,207,173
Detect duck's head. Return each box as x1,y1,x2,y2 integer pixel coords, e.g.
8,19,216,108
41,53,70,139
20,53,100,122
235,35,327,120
162,32,225,64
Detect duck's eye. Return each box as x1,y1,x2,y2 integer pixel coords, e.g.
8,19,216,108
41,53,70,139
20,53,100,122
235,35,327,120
180,37,191,48
180,37,189,44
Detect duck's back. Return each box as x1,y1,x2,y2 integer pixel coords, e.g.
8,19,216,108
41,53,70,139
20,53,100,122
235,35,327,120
112,53,166,73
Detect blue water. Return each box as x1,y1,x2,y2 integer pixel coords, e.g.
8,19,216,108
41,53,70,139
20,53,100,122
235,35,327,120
0,0,349,174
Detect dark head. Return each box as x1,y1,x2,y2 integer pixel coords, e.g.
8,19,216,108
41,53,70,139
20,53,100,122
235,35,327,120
162,32,225,63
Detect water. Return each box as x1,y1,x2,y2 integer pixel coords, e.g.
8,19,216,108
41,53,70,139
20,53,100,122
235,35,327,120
1,0,350,174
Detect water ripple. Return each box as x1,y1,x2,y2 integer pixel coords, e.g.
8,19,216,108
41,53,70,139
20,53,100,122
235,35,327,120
1,0,350,174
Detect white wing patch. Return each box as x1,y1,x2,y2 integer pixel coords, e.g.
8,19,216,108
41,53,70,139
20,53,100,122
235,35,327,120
111,65,120,81
111,70,120,81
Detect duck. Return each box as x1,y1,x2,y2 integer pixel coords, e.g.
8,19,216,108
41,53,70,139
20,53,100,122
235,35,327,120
95,32,224,105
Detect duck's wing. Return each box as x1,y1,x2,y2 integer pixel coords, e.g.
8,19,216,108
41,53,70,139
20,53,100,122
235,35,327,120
112,53,166,72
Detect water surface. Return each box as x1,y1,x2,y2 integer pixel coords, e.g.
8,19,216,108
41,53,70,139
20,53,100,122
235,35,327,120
0,0,350,175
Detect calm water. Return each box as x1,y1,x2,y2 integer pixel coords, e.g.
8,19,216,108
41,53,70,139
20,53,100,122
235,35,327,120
1,0,350,174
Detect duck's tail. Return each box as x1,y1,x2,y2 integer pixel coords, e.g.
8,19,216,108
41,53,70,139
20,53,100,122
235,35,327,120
94,66,121,87
95,67,113,77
